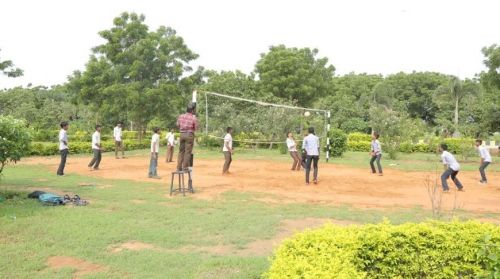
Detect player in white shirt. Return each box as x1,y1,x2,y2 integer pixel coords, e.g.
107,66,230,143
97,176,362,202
439,143,464,192
222,127,233,174
113,122,124,159
56,121,69,176
88,125,102,170
370,132,383,176
475,139,492,184
302,127,320,185
148,127,161,179
286,132,301,171
165,128,175,163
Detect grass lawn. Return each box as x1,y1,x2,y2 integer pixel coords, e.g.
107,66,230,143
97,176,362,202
0,149,498,278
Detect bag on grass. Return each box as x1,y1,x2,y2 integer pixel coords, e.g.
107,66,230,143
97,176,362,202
38,193,64,205
28,191,47,199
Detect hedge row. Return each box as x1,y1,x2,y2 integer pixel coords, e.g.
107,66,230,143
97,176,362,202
347,138,476,154
32,130,177,142
266,220,500,279
29,140,150,156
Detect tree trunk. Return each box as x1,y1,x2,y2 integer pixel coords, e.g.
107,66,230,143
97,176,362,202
454,97,459,132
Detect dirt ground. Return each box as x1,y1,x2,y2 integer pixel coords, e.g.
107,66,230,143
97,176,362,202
23,154,500,214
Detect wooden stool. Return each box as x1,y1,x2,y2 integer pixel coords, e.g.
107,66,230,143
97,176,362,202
170,170,194,196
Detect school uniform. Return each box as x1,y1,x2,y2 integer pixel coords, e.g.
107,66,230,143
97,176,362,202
57,129,68,176
222,133,233,173
286,138,301,170
370,139,383,174
88,131,102,169
302,133,320,184
166,132,175,163
478,145,492,183
441,150,464,191
149,133,160,178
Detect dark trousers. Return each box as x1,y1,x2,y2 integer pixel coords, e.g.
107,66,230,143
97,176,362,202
479,162,490,182
289,151,301,170
166,145,174,162
305,155,319,183
88,149,102,169
223,151,232,173
115,141,124,157
149,152,158,177
177,133,194,171
370,154,383,174
57,149,68,175
441,168,463,191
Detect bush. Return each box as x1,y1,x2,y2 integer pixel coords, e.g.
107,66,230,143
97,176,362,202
348,132,372,142
265,220,500,279
398,142,414,153
347,141,371,152
28,140,150,156
0,116,32,175
329,129,348,157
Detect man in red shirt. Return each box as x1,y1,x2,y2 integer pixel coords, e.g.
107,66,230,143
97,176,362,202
176,104,198,171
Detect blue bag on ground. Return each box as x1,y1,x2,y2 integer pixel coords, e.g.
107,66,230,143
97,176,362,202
38,193,64,205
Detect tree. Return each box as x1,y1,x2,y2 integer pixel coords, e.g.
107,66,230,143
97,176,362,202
255,45,335,107
481,44,500,90
70,12,199,132
479,44,500,133
0,116,31,177
0,49,23,77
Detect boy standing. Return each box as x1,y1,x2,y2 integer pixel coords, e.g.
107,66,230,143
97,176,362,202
370,132,383,176
165,128,175,163
88,125,102,170
114,122,124,159
222,127,233,174
302,127,320,185
149,127,161,179
476,139,492,184
440,143,464,192
56,121,69,176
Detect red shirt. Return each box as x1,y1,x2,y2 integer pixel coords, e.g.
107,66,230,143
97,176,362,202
177,113,198,133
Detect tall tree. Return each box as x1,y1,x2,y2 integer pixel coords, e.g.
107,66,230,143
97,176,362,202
0,49,23,77
70,12,199,131
255,45,335,107
479,44,500,132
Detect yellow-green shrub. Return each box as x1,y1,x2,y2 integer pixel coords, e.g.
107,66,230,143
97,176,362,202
265,221,500,279
347,141,371,152
348,132,372,142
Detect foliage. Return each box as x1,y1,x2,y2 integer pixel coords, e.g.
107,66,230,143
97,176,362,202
28,140,148,156
476,235,500,279
347,141,371,152
255,45,335,107
0,116,31,176
266,220,500,279
0,49,23,77
348,132,372,142
329,129,347,157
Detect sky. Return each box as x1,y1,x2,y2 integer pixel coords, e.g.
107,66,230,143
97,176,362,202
0,0,498,89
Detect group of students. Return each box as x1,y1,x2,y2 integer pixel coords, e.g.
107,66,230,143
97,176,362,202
56,109,493,191
285,130,493,190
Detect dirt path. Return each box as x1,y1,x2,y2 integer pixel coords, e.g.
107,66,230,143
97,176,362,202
23,154,500,213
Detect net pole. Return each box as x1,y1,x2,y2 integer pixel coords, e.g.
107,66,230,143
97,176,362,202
204,91,209,135
326,110,331,162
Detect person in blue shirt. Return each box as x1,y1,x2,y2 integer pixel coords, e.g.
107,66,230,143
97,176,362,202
302,127,320,185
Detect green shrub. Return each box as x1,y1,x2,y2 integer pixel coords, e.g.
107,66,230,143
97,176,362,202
414,143,431,153
398,142,414,153
32,129,59,142
0,116,32,175
329,129,348,157
196,134,221,149
28,140,150,156
278,142,288,155
265,220,500,279
348,132,372,142
347,141,371,152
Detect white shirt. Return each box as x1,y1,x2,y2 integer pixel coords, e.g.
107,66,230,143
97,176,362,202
113,126,122,141
59,129,68,150
302,134,320,156
478,146,492,163
223,133,233,152
92,131,101,150
151,133,160,153
371,139,382,155
441,151,460,171
166,132,175,146
286,138,297,152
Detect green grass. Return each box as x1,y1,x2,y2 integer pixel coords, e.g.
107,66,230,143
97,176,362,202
0,152,498,278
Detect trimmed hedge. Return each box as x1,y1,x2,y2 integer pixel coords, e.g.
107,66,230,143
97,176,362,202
29,140,149,156
348,132,372,142
347,137,476,154
265,220,500,279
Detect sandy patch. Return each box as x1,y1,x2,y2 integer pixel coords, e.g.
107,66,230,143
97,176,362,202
46,256,107,278
109,241,157,253
21,155,500,213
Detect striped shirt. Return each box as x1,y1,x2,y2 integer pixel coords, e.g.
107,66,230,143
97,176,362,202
176,113,198,133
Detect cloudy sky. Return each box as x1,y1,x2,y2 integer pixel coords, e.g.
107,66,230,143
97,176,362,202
0,0,498,89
